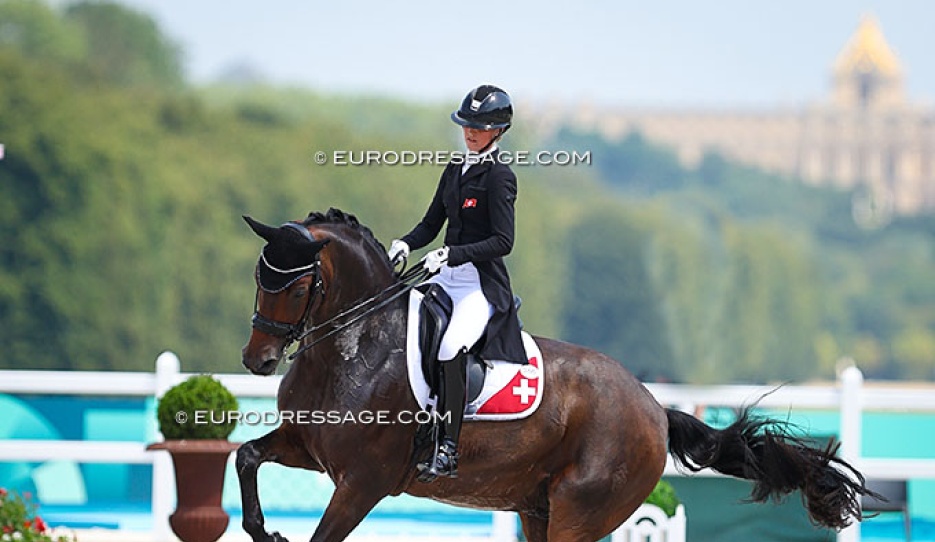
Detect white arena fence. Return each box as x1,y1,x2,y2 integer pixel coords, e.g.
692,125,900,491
2,351,935,541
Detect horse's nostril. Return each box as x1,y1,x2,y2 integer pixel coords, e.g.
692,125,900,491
241,356,277,376
242,342,284,375
258,358,278,375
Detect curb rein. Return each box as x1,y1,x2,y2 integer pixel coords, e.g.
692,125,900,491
251,257,431,361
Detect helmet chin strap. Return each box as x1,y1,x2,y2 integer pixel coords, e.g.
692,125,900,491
477,127,506,154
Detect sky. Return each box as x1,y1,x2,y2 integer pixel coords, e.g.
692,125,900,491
108,0,935,110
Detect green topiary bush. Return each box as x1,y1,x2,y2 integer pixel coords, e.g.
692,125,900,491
156,375,239,440
644,479,680,517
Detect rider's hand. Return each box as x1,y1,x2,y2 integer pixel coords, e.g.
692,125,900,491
387,239,410,264
422,246,449,274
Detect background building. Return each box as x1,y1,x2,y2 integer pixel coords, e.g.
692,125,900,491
541,16,935,218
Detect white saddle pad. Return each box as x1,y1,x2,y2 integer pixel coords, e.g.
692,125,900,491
406,290,544,422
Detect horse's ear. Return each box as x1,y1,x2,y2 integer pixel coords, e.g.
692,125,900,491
313,238,331,253
243,215,278,243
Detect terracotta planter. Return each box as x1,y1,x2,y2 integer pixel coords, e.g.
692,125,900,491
148,440,241,542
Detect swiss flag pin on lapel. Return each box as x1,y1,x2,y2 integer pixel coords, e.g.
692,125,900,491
462,198,478,209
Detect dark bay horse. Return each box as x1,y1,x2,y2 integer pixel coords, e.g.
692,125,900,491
238,208,872,542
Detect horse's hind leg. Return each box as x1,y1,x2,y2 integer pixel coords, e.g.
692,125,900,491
237,425,321,542
545,459,662,541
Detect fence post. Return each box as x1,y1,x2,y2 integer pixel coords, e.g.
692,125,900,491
152,351,180,542
491,511,517,542
837,364,863,542
671,504,687,542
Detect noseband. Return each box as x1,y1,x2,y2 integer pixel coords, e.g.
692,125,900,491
251,257,324,346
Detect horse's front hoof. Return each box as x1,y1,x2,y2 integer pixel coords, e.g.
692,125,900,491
266,532,289,542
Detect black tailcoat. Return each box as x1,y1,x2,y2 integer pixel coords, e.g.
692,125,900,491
401,150,526,363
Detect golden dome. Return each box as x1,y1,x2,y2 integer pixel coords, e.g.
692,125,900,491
833,15,902,77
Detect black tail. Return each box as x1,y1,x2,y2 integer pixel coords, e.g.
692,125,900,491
666,407,878,530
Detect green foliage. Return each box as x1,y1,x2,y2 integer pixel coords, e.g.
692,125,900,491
64,1,183,88
157,375,239,440
1,0,933,384
552,128,935,382
644,479,681,517
0,0,85,64
0,487,74,541
550,128,685,194
563,208,677,381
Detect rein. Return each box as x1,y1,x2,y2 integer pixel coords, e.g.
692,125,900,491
287,263,429,360
252,257,430,362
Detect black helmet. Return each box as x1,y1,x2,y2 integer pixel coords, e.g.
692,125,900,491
451,84,512,131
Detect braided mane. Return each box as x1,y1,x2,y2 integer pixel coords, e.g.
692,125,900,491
302,207,389,261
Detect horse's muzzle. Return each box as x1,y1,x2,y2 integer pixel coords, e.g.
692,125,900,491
241,343,282,376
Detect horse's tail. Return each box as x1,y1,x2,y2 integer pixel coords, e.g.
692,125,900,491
665,407,876,530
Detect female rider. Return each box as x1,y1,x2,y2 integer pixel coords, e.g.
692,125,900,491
388,84,526,482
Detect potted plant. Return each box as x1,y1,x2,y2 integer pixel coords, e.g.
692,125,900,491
148,375,240,542
0,488,75,542
644,479,681,517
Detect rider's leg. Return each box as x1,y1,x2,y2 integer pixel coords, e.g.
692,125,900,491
420,347,468,480
437,287,492,361
418,285,492,482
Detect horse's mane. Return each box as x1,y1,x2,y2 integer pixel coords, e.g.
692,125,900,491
302,208,389,264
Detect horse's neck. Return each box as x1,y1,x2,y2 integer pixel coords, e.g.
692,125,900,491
332,237,396,302
279,289,409,412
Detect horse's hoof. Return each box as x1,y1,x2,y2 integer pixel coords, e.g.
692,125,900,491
268,532,289,542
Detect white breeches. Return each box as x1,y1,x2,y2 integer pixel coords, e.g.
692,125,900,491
425,263,494,361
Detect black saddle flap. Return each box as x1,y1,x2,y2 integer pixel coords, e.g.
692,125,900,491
417,283,489,404
417,284,453,390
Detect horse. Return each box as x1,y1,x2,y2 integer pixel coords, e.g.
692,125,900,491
237,208,873,542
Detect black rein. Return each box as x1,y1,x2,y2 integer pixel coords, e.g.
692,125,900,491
251,260,430,362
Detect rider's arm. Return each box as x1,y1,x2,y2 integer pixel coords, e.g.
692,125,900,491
401,167,450,251
447,166,517,266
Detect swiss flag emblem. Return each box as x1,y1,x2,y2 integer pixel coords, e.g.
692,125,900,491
462,198,477,209
476,356,541,415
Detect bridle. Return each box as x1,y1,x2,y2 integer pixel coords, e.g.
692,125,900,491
250,254,324,345
251,254,431,361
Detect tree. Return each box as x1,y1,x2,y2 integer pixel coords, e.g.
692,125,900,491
64,1,183,88
0,0,85,63
562,210,676,381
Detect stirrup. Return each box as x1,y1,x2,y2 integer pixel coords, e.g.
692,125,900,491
416,440,459,483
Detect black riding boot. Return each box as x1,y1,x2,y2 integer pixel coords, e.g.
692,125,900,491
417,349,467,483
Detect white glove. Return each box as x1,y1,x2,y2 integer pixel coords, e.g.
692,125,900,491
422,246,449,274
388,239,410,264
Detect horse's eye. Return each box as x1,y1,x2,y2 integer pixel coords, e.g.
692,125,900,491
294,287,308,299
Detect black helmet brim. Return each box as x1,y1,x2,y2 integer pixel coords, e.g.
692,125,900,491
451,111,510,130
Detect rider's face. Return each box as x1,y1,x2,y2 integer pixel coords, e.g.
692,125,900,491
462,126,500,153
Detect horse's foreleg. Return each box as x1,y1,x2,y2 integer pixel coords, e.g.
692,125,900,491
308,482,388,542
237,426,321,542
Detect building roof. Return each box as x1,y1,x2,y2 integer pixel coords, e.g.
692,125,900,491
833,15,902,77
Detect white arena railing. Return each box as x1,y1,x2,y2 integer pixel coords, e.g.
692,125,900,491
2,351,935,542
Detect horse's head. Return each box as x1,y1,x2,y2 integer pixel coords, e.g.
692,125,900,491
241,215,330,375
241,210,396,375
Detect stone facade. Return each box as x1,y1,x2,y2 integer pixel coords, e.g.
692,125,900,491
538,16,935,218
